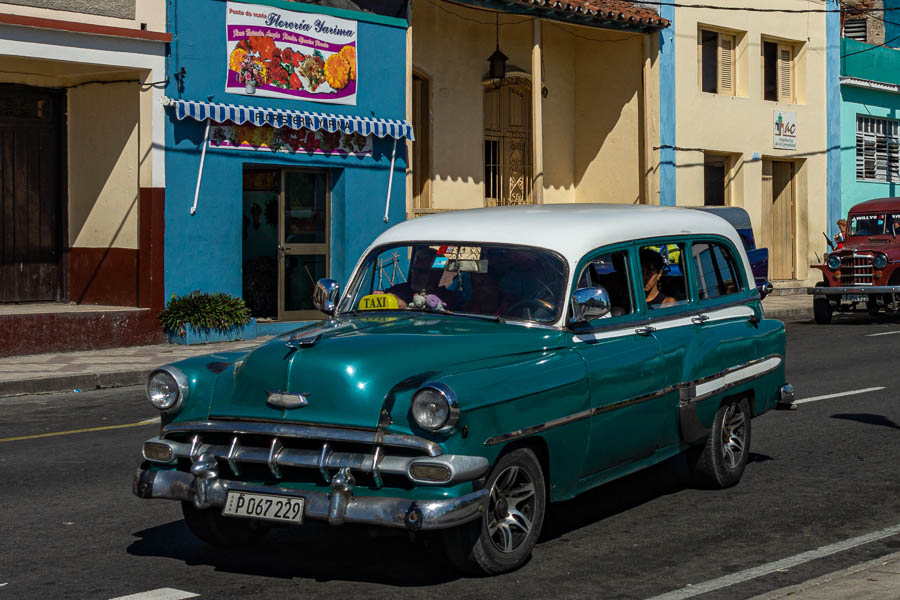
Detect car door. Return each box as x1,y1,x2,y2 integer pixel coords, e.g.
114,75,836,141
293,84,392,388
633,238,699,449
680,238,768,429
569,244,669,477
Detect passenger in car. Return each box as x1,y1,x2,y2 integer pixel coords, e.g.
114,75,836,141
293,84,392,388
384,246,458,309
640,248,676,308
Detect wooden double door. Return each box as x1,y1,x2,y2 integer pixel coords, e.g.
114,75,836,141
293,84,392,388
0,85,65,303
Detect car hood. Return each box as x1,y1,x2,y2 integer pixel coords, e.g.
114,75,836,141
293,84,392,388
840,238,898,255
206,313,565,429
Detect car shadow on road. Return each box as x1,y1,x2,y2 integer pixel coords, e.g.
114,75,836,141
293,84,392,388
831,413,900,430
127,518,461,586
539,451,772,543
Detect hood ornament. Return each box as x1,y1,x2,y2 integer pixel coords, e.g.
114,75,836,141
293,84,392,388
266,390,309,409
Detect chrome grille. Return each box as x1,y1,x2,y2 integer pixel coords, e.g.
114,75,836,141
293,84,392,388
159,420,440,489
840,253,874,285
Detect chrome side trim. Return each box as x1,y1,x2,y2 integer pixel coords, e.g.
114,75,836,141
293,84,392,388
484,354,784,446
162,420,442,457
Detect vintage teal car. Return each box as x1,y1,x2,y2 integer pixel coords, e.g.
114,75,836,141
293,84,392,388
133,204,792,574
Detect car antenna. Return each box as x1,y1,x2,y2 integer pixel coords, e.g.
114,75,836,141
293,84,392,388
822,232,834,251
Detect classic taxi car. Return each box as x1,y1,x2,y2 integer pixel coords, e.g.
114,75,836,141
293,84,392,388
809,198,900,323
133,204,791,574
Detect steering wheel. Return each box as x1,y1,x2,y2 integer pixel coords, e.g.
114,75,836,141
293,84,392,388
505,298,555,320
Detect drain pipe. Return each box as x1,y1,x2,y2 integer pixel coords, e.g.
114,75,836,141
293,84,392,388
383,137,398,223
190,119,212,215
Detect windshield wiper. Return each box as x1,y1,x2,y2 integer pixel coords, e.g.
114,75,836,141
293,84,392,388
439,311,504,323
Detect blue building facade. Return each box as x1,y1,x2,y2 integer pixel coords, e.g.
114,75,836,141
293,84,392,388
164,0,411,325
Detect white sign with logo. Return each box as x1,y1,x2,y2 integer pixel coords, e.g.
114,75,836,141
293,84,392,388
773,110,797,150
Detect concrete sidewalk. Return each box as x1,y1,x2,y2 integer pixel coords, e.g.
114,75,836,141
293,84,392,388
749,551,900,600
0,295,814,398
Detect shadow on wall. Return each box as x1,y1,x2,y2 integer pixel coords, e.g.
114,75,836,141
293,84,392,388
68,81,142,306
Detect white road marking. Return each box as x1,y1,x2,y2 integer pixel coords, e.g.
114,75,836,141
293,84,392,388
866,330,900,337
794,387,885,405
109,589,199,600
646,523,900,600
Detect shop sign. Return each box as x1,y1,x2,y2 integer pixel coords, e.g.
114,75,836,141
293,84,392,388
226,1,357,105
773,110,797,150
209,123,372,156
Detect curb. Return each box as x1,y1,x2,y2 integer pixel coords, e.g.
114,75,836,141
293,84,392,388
747,550,900,599
0,368,150,398
765,307,813,323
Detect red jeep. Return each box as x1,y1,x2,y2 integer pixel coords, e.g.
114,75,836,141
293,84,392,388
809,197,900,323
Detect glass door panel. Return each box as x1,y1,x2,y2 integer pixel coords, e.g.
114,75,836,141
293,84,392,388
279,170,329,320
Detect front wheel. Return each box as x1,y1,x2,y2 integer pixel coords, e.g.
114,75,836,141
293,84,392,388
181,502,270,547
692,398,752,489
442,448,546,575
813,283,832,324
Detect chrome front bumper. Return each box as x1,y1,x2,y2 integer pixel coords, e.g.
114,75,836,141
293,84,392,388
808,286,900,296
133,460,488,531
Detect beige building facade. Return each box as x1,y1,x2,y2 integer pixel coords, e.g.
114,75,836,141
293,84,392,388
0,1,167,307
405,0,668,218
671,0,829,288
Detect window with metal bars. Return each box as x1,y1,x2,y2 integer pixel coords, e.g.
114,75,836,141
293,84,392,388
856,116,900,182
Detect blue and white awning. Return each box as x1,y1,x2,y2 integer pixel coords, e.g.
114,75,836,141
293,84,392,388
162,97,414,141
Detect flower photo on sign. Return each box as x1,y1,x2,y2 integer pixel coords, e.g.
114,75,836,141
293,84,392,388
209,122,372,156
225,2,358,105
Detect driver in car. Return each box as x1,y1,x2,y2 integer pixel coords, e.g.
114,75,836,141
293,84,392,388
384,246,458,309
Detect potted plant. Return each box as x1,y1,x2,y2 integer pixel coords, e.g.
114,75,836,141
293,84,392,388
160,290,255,344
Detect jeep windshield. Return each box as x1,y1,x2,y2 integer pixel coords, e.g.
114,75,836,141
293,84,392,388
339,243,568,323
849,213,900,237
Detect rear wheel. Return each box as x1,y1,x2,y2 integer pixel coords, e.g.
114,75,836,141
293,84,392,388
442,448,546,575
181,502,270,547
813,283,832,324
693,398,751,489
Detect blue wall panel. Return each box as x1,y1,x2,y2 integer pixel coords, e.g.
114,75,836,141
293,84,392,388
658,1,676,207
164,0,408,300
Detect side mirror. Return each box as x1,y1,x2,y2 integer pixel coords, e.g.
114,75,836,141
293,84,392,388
313,278,340,316
570,286,611,324
757,281,774,299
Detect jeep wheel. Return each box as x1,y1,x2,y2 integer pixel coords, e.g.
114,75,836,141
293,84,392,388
692,398,751,489
442,448,546,575
813,284,832,324
181,501,270,547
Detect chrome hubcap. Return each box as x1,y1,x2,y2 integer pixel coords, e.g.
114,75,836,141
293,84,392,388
720,404,746,469
486,465,536,554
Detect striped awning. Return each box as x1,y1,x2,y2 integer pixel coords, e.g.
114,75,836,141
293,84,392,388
163,97,414,141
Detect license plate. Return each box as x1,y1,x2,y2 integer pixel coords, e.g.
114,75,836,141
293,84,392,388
843,294,868,303
222,491,304,524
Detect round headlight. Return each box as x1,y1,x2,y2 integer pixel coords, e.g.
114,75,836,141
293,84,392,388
411,383,459,432
827,255,841,270
147,368,186,411
874,254,888,269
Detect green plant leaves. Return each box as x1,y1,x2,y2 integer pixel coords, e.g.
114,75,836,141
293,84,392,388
159,290,252,335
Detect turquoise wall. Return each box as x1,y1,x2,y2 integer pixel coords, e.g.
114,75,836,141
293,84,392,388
839,38,900,217
164,0,409,302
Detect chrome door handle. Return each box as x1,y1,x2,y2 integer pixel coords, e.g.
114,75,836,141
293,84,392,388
691,315,710,325
635,326,656,336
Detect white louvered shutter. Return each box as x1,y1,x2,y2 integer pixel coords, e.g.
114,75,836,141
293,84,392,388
844,19,867,42
718,33,735,95
778,45,793,102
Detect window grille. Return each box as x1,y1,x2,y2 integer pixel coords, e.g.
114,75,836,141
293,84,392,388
856,116,900,182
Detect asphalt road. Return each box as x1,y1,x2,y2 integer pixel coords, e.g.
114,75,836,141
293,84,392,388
1,317,899,600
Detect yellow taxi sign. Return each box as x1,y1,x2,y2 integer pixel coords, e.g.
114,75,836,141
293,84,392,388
358,293,399,311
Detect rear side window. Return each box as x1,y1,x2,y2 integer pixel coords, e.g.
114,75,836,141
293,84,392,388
638,243,689,309
691,242,743,300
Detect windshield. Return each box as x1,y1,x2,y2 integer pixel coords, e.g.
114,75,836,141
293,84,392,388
849,213,900,237
340,243,568,323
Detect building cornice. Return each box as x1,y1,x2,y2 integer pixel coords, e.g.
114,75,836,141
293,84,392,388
0,12,171,43
840,75,900,94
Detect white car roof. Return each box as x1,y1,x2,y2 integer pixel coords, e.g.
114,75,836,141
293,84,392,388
370,204,747,263
356,204,754,328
